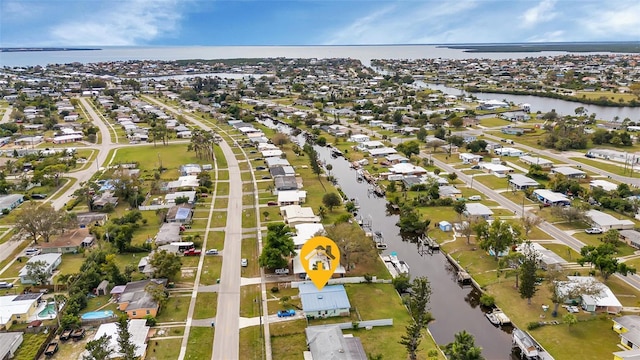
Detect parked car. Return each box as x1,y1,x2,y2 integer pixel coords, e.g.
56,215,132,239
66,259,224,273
267,201,278,206
261,176,271,180
205,249,219,255
468,195,482,201
277,309,296,317
470,165,481,170
31,193,47,200
275,268,290,275
241,258,248,267
256,166,266,170
0,281,13,289
585,227,603,234
183,249,202,256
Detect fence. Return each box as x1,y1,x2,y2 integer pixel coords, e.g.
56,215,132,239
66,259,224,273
138,204,172,211
306,319,393,330
291,277,391,288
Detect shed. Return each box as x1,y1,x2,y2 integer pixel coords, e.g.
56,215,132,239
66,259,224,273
96,280,110,296
439,221,452,232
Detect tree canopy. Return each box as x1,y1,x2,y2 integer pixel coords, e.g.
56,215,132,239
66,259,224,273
577,243,636,280
444,331,484,360
259,223,295,269
149,250,182,281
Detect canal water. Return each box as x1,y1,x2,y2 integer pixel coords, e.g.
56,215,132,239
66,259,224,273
259,118,514,359
418,82,640,123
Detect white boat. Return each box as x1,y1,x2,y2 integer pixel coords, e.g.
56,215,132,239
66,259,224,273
380,252,410,278
376,243,388,250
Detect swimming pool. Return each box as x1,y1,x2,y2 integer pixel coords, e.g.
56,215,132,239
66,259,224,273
81,310,114,320
37,302,57,319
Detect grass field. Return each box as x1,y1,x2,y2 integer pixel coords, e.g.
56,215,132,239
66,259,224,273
239,326,265,360
156,295,191,323
185,327,214,360
193,293,218,319
146,338,182,360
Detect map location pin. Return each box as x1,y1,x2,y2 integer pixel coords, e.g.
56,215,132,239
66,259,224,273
300,236,340,291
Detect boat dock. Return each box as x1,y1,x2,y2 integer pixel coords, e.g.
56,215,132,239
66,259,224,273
380,252,410,278
424,237,440,251
512,328,555,360
457,270,472,285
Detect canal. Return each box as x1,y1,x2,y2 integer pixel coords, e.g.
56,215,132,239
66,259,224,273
418,82,640,123
259,118,514,359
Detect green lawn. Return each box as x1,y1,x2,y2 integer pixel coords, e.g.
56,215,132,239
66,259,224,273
13,333,49,360
193,293,218,319
479,117,512,128
156,295,191,323
146,338,182,360
185,327,214,360
209,212,228,228
570,157,631,176
240,284,261,317
241,238,260,278
199,256,222,286
270,320,309,360
542,243,581,262
239,326,265,360
472,175,510,189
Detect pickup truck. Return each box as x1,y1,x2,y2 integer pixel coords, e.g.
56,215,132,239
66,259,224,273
585,227,603,234
183,249,202,256
277,309,296,317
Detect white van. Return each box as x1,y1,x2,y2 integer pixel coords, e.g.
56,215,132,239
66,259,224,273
275,268,290,275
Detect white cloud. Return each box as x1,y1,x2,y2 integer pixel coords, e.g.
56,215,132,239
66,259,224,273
580,1,640,38
323,1,479,45
520,0,558,28
49,0,185,46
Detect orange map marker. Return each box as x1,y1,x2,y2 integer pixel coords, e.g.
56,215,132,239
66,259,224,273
300,236,340,291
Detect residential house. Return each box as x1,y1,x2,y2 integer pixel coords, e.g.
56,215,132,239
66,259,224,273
385,154,409,164
557,276,622,314
88,319,149,359
590,180,618,192
508,174,540,190
298,283,350,318
549,167,586,180
274,176,299,192
613,316,640,353
516,242,566,270
459,153,483,164
165,191,197,204
167,176,199,190
292,223,325,249
619,230,640,249
0,194,24,213
304,326,367,360
501,127,526,135
179,164,202,176
533,189,571,206
0,332,23,358
92,191,119,210
117,279,168,319
0,294,43,330
154,223,182,245
586,210,635,231
519,156,553,169
389,163,427,176
356,141,385,151
165,205,193,224
39,228,94,254
479,162,514,177
495,147,524,157
464,203,494,220
348,134,370,143
265,157,290,168
439,186,462,199
19,253,62,284
368,147,398,157
280,205,320,226
76,212,108,228
277,190,307,206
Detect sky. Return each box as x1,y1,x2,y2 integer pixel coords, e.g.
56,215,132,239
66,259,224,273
2,0,640,47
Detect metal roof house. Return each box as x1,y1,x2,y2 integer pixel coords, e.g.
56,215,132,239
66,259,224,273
551,167,586,179
0,194,24,213
558,276,622,314
464,203,494,220
19,253,62,284
620,230,640,250
586,210,635,231
519,155,553,169
532,189,571,206
508,174,540,190
613,316,640,356
298,283,351,319
304,325,367,360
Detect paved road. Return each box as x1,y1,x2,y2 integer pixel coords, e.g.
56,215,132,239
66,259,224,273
144,98,244,360
1,106,13,124
481,132,640,186
49,97,114,210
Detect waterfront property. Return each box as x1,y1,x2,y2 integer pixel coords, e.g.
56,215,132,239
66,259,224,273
280,205,320,226
557,276,622,314
298,283,350,319
291,223,325,249
304,325,367,360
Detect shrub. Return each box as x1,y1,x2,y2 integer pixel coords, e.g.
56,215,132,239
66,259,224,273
527,321,542,330
271,286,279,293
479,293,495,307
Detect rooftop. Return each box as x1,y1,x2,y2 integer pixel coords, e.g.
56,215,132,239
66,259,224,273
298,284,351,312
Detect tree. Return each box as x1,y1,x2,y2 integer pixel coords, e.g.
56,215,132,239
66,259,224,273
396,205,430,241
259,223,295,269
145,282,168,309
521,215,543,238
399,320,421,360
444,330,484,360
395,140,421,158
460,221,474,245
449,117,464,128
453,200,466,220
518,242,539,304
15,202,65,243
272,133,289,146
117,315,136,360
477,220,521,262
426,138,446,153
550,205,586,224
600,229,620,246
498,251,525,289
465,140,487,153
26,260,50,285
83,335,113,360
547,268,603,316
408,276,432,328
325,223,377,272
577,243,636,280
148,250,182,281
416,128,428,142
392,273,411,293
322,193,342,211
563,313,578,328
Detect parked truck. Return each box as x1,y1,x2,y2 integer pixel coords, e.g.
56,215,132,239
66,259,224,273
183,249,202,256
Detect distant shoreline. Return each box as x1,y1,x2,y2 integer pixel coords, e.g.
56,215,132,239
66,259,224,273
442,42,640,53
0,48,101,53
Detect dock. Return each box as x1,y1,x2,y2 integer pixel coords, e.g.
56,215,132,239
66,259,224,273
457,270,472,285
424,237,440,251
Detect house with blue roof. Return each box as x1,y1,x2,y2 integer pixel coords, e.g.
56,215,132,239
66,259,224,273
298,283,351,319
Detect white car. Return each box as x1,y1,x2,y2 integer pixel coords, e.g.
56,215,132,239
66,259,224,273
205,249,219,255
241,258,248,267
585,228,603,234
468,195,482,201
